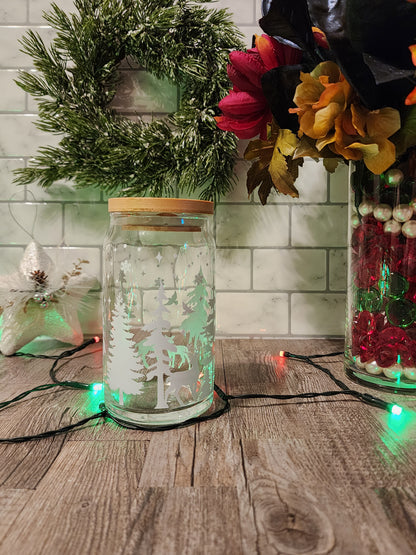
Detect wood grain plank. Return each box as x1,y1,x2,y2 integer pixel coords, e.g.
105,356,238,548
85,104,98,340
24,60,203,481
121,487,243,555
138,427,195,487
192,418,259,554
0,390,78,489
0,441,243,555
0,343,102,387
220,339,416,445
240,439,416,555
303,415,416,488
0,437,66,490
220,338,345,395
193,341,241,487
374,487,416,549
49,346,103,384
0,489,34,544
0,440,149,555
191,342,258,553
241,439,336,555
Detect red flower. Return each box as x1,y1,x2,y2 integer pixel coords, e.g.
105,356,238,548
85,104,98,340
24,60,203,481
215,35,301,140
375,326,413,367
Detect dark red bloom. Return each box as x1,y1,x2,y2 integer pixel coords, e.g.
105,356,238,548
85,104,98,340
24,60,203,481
378,326,407,345
374,326,415,367
398,253,416,282
397,343,414,367
355,311,384,334
376,344,398,367
359,333,379,362
215,34,302,140
354,262,381,288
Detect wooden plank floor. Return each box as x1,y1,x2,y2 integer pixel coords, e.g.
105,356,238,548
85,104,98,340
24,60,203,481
1,339,416,554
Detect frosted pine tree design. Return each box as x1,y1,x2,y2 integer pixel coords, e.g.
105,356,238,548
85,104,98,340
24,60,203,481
106,293,145,405
180,268,213,401
181,269,210,347
142,280,177,409
204,297,215,345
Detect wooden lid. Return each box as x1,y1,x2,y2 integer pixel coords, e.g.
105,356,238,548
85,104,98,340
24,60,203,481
108,197,214,215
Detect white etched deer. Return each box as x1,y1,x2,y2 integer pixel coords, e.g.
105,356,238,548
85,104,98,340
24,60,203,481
137,342,189,372
168,344,190,371
165,352,200,406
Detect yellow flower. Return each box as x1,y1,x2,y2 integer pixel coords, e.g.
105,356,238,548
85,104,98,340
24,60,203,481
290,62,401,174
290,62,352,139
331,105,400,173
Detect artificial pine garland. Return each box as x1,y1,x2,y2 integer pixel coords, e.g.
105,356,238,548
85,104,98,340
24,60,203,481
14,0,244,201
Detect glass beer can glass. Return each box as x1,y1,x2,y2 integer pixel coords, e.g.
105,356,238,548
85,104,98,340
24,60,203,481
103,198,215,427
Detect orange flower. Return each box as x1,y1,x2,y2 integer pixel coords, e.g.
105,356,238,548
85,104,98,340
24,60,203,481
330,105,400,173
290,62,401,174
405,44,416,105
289,62,352,139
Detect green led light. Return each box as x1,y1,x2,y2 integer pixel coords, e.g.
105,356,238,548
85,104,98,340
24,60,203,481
391,404,403,416
92,383,103,392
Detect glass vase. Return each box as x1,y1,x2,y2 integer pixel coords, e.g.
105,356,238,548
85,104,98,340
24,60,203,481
345,157,416,391
102,198,215,427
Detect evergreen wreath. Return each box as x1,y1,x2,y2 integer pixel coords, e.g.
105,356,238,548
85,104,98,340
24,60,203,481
14,0,244,201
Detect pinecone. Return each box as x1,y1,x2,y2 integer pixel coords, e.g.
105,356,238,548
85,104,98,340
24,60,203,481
30,269,48,287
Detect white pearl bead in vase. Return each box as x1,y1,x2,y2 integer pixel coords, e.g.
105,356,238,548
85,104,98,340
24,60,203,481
383,364,403,379
404,367,416,381
365,361,383,375
373,204,393,222
383,219,402,234
393,204,413,222
355,356,366,369
351,213,360,229
402,220,416,238
358,201,376,217
385,168,404,186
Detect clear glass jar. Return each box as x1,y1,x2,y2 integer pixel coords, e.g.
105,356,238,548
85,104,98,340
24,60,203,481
345,158,416,391
103,198,215,427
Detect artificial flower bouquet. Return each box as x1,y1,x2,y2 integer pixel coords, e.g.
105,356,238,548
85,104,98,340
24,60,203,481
215,0,416,204
216,0,416,389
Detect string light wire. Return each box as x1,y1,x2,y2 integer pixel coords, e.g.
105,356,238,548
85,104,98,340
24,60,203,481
0,343,406,442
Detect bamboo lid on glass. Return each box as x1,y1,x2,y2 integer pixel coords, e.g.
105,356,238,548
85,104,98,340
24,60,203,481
108,197,214,215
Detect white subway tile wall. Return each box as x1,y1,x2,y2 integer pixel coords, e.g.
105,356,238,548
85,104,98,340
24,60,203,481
0,0,348,338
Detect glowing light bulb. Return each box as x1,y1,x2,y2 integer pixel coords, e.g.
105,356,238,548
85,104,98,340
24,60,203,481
391,404,403,416
92,383,103,392
93,336,101,343
279,350,285,357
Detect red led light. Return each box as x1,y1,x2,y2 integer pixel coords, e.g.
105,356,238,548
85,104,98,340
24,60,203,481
279,350,285,357
93,336,101,343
